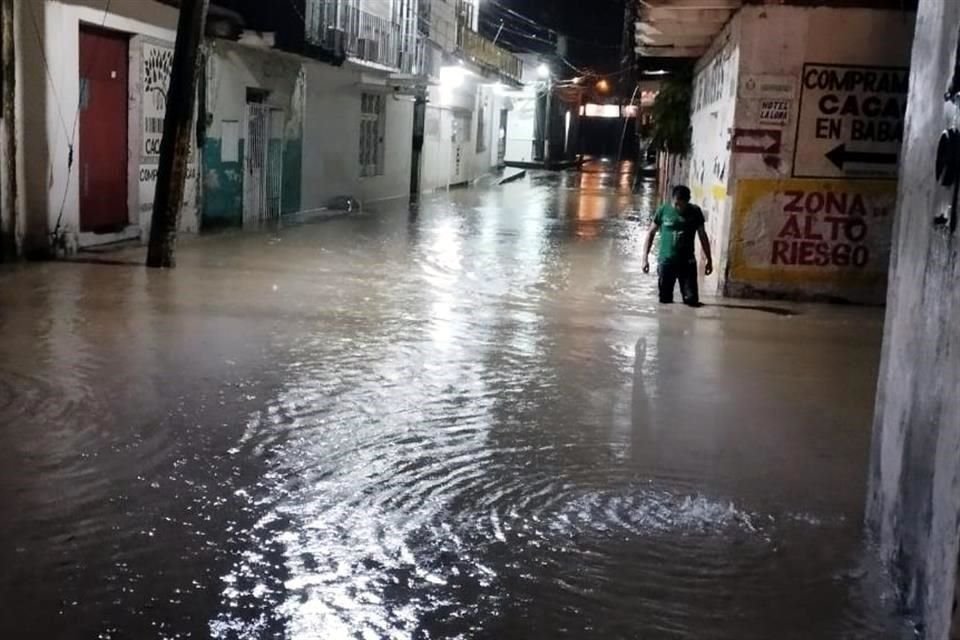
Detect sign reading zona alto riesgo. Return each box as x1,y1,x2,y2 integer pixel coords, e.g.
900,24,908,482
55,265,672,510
793,63,908,179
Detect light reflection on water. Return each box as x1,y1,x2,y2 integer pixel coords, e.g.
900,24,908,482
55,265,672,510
0,164,908,639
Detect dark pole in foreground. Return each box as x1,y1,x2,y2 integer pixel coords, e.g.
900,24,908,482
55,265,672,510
1,0,17,261
146,0,209,269
409,89,427,203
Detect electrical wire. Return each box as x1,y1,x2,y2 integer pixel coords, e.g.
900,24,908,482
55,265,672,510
485,0,548,32
24,1,70,142
30,0,116,244
478,16,555,47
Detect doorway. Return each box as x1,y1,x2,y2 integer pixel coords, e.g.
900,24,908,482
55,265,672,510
243,103,284,227
497,108,508,167
78,27,130,234
449,111,471,186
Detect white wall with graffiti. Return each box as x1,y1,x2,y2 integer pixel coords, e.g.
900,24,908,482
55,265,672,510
132,37,200,238
687,13,741,297
689,4,916,303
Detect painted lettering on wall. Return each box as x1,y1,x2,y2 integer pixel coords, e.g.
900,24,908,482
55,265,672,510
142,42,174,161
770,189,887,268
759,99,791,126
139,163,197,213
731,179,897,290
794,64,908,179
694,48,735,111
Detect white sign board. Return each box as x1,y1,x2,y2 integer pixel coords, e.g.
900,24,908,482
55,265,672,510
759,99,791,126
740,74,796,99
793,63,908,179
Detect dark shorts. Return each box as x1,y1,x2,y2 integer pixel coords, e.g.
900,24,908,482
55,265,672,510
658,260,699,306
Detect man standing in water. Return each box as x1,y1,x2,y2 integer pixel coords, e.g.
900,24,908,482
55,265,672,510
642,185,714,306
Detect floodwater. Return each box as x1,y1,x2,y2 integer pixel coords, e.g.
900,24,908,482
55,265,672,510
0,162,908,639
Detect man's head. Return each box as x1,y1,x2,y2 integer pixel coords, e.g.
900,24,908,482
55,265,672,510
672,185,692,209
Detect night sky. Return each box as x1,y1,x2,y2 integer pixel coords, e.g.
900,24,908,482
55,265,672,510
480,0,626,75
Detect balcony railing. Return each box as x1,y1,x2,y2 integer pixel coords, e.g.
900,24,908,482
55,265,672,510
306,0,403,70
398,35,432,76
457,27,523,82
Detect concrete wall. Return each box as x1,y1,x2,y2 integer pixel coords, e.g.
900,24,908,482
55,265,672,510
427,0,458,54
720,5,915,303
688,13,741,297
301,62,414,207
203,40,305,228
868,0,960,637
18,0,199,254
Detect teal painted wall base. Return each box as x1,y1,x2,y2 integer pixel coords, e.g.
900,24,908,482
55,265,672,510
282,139,303,216
202,138,244,229
203,136,302,228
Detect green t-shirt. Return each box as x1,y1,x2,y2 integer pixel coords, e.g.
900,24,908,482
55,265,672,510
653,203,705,264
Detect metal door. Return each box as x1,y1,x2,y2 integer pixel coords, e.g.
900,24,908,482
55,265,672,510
79,27,129,233
497,108,508,166
243,105,284,226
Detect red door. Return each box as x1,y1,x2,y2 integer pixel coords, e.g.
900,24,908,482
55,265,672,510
79,27,129,233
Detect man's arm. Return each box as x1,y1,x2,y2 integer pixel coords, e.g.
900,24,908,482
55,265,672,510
697,226,714,276
642,224,659,274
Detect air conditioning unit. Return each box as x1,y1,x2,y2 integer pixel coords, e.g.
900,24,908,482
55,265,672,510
325,27,346,58
357,38,380,63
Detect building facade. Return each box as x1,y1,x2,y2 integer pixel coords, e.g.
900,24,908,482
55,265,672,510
634,0,916,304
1,0,524,257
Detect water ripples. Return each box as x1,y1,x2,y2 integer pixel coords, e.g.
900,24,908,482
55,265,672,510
0,171,907,639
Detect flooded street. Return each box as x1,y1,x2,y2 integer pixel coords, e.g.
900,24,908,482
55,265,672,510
0,165,908,639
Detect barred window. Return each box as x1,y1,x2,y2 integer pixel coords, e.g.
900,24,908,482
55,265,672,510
360,93,386,178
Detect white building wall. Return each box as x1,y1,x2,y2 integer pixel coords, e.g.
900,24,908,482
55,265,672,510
301,63,414,207
687,14,740,297
420,78,506,191
18,0,199,254
722,6,915,303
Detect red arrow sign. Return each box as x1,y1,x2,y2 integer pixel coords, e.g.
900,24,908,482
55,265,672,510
732,129,782,154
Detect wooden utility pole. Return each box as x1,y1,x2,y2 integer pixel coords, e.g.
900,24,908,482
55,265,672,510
146,0,209,269
409,89,426,202
1,0,16,261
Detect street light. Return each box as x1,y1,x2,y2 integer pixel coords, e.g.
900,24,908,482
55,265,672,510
596,79,610,93
537,63,550,79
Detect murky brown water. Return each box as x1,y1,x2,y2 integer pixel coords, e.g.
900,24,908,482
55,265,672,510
0,164,909,639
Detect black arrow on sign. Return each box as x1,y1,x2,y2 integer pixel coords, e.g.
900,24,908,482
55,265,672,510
825,144,898,170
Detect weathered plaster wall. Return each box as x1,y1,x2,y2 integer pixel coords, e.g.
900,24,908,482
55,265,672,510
868,1,960,637
724,6,914,303
203,40,305,228
301,62,414,208
426,0,458,54
688,13,740,297
19,0,199,254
